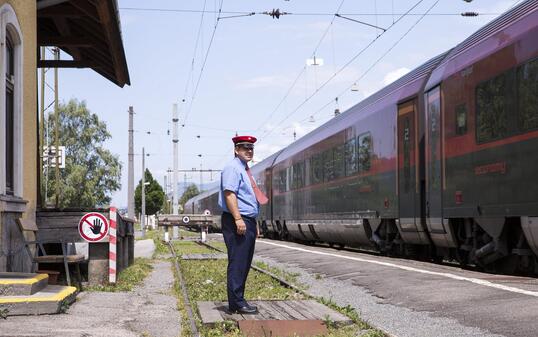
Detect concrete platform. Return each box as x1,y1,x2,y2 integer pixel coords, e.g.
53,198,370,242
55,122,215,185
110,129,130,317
0,285,77,316
197,300,353,326
0,272,49,296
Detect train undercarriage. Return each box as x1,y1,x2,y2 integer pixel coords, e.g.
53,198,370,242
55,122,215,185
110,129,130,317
260,216,538,275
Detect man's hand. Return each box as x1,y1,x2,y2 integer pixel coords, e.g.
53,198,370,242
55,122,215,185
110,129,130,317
235,218,246,235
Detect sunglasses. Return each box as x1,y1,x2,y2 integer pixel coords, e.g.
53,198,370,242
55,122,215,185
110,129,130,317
236,143,254,150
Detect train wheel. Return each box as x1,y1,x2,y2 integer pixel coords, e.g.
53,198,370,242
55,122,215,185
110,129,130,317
494,254,519,274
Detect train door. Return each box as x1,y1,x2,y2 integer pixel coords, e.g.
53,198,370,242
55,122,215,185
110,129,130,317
264,168,274,231
397,99,429,244
425,87,447,236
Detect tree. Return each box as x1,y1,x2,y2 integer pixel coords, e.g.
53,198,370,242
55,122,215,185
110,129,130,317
44,99,121,208
135,169,165,215
180,184,200,210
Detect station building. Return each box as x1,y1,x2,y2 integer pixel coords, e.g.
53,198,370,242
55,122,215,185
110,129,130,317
0,0,129,273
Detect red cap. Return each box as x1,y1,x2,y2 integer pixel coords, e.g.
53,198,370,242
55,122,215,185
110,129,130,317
232,135,257,145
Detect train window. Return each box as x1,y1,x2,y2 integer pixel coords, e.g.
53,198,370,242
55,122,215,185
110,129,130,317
333,145,344,179
286,166,293,191
476,70,516,143
345,138,358,176
298,161,305,188
292,162,305,189
455,103,467,135
517,58,538,131
358,133,372,172
323,149,334,181
310,154,323,184
277,170,286,193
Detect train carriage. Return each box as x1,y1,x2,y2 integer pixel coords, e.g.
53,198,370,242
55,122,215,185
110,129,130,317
423,1,538,271
184,0,538,274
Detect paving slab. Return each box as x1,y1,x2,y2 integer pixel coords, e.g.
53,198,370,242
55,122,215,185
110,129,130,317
0,260,181,337
134,238,156,258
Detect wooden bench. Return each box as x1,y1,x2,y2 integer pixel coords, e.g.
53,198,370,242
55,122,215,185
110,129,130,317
16,218,85,288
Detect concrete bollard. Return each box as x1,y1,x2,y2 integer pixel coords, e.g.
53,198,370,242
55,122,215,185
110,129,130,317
200,226,208,242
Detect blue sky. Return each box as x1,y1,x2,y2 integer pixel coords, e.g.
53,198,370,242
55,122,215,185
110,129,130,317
41,0,522,207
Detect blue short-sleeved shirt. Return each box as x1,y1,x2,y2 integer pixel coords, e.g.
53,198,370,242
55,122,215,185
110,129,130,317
218,157,259,218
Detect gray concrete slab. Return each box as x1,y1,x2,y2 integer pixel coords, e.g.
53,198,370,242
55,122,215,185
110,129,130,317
254,239,538,337
0,260,181,337
134,239,156,258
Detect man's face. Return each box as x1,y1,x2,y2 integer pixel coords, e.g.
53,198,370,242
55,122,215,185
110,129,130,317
235,143,254,162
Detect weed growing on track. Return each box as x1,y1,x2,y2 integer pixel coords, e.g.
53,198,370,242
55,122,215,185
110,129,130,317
253,260,303,288
173,241,215,255
144,229,169,257
173,240,386,337
85,258,153,292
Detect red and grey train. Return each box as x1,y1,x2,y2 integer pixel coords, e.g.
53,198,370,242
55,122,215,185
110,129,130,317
185,1,538,274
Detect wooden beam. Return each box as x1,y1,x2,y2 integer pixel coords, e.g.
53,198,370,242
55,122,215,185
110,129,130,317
37,0,71,10
37,60,97,68
52,17,83,60
38,35,95,47
69,0,100,23
38,5,83,17
94,0,128,86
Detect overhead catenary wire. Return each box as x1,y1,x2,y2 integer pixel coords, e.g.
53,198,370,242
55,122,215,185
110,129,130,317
120,7,499,17
181,0,225,133
253,0,347,134
181,0,209,110
301,0,444,126
257,0,431,143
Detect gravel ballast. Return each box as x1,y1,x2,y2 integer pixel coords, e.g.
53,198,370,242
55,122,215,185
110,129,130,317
254,255,505,337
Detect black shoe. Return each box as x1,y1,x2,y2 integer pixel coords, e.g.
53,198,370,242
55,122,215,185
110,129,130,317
230,305,258,314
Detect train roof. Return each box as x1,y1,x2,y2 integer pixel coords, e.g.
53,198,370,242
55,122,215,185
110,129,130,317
185,183,219,204
426,0,538,90
251,149,285,175
270,50,447,164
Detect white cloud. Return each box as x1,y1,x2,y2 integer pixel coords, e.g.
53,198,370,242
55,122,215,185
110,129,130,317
383,67,411,85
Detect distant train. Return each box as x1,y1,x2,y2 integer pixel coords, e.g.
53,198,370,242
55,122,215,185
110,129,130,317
185,1,538,274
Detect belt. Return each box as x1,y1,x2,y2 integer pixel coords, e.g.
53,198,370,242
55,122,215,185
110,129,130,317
222,212,256,222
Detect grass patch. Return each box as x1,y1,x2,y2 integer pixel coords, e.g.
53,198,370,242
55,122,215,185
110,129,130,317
173,241,216,255
206,241,227,252
180,228,202,238
181,259,304,302
172,240,385,337
253,260,303,288
85,258,153,292
144,228,169,257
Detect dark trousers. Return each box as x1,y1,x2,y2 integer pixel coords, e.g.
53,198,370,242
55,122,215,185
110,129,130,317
221,212,257,310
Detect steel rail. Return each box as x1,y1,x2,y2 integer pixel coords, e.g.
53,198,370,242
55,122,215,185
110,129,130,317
167,242,200,337
196,240,312,298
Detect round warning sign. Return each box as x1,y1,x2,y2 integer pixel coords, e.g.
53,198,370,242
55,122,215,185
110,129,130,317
79,212,109,242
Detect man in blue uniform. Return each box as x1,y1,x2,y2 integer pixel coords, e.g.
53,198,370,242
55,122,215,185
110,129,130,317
218,135,267,314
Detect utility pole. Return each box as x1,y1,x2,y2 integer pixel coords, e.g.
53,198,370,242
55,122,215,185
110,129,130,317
39,46,46,206
54,47,60,208
163,175,168,212
141,147,146,238
172,104,179,239
198,154,203,192
128,106,135,219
